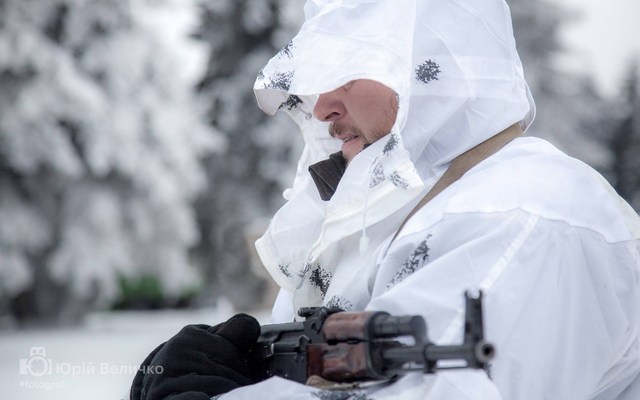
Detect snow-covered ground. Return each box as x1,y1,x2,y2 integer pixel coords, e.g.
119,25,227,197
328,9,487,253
0,303,271,400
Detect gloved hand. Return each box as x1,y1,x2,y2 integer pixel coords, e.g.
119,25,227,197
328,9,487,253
130,313,262,400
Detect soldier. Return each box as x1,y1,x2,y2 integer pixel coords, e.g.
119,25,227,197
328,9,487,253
132,1,640,399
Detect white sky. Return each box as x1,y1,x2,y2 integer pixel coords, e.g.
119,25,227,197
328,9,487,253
555,0,640,97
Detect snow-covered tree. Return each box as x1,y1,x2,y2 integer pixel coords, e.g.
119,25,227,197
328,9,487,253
0,0,220,325
507,0,610,171
605,61,640,210
191,0,303,309
508,0,640,211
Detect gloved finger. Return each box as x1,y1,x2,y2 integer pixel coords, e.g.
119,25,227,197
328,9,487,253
130,341,166,400
211,313,260,350
151,325,254,376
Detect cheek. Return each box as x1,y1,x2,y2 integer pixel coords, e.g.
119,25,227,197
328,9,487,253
357,107,396,143
375,102,398,136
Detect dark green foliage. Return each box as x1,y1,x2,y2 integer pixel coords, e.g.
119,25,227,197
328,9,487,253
111,275,200,311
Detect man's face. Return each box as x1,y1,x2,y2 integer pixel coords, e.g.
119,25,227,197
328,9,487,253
313,79,399,164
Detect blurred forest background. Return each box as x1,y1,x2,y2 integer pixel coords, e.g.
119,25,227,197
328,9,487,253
0,0,638,328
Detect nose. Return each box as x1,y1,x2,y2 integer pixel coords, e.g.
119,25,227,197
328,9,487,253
313,90,346,122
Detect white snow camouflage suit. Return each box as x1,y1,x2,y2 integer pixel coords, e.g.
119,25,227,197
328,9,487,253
224,0,640,398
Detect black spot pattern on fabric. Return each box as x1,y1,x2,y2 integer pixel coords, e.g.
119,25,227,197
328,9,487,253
312,390,372,400
296,261,313,289
369,162,385,188
387,235,432,289
277,40,295,59
279,264,292,278
265,70,294,91
325,295,354,312
279,94,303,111
389,171,409,189
309,265,332,297
383,134,399,155
415,59,441,84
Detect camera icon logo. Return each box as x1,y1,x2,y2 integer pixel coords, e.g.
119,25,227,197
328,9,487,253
19,347,53,377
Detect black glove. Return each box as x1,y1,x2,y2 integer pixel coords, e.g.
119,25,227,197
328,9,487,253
130,313,262,400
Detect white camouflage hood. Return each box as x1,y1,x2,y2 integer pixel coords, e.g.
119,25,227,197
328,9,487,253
253,0,535,310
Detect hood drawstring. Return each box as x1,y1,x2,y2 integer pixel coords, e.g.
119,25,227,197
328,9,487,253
359,195,370,255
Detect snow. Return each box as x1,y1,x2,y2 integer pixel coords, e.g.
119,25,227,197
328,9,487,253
0,304,271,400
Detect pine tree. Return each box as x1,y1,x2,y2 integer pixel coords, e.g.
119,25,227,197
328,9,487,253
192,0,303,309
508,0,640,212
0,0,217,325
507,0,610,171
608,61,640,210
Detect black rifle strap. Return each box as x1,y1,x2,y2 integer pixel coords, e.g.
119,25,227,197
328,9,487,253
391,123,523,243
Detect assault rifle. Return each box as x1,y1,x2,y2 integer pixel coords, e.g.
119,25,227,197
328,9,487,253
253,292,495,385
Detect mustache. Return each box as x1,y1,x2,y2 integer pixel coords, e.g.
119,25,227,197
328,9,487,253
329,122,365,139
